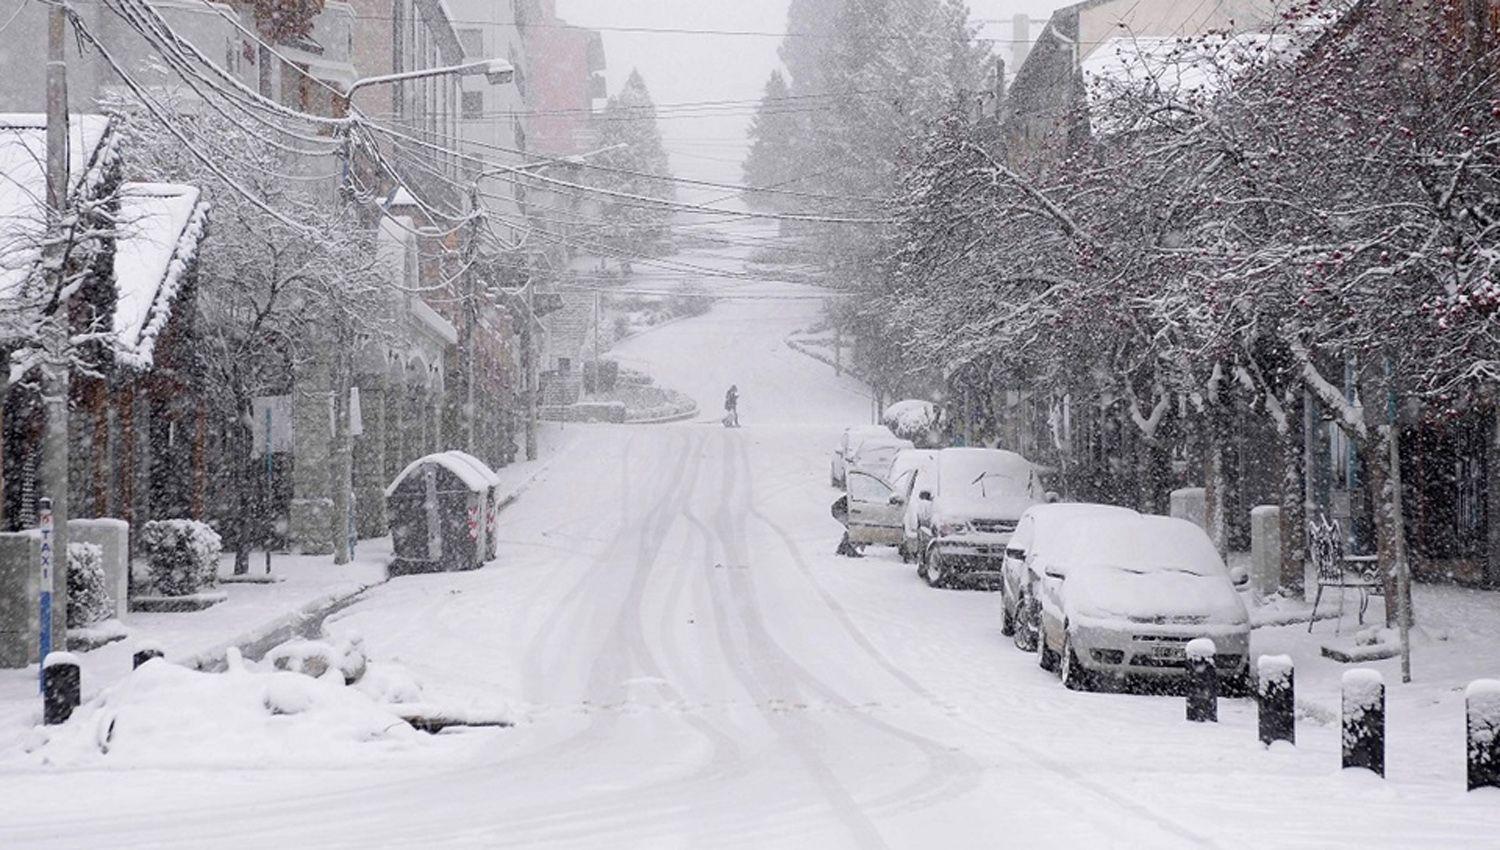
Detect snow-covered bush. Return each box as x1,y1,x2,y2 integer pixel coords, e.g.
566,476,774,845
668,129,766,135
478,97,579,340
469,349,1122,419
140,519,222,596
66,542,112,628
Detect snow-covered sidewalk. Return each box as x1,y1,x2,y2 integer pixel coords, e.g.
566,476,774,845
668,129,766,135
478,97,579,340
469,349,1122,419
0,423,573,756
0,541,391,754
1252,582,1500,730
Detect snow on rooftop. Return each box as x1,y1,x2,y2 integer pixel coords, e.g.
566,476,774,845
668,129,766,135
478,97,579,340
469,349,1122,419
112,182,209,370
0,114,116,300
1081,32,1295,112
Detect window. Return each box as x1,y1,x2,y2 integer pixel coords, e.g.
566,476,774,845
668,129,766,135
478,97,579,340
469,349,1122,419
558,357,572,374
462,91,485,120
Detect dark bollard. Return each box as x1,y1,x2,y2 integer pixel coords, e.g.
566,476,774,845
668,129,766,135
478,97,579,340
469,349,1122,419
1341,669,1385,776
1258,654,1296,746
1468,679,1500,791
42,652,81,726
133,646,164,669
1185,638,1218,723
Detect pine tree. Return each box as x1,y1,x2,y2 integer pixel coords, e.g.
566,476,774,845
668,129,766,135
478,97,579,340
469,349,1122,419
780,0,840,96
798,0,985,286
590,69,674,263
742,70,800,208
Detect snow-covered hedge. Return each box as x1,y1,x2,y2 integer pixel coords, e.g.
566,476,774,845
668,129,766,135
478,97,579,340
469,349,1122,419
140,520,222,596
66,542,112,628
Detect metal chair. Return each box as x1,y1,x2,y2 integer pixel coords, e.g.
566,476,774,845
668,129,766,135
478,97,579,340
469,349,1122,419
1307,515,1383,633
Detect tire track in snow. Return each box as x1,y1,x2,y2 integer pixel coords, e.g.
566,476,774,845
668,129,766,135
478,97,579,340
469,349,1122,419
713,436,989,819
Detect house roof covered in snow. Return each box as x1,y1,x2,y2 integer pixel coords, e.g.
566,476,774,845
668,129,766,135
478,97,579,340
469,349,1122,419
0,113,118,301
112,182,210,370
1080,33,1295,110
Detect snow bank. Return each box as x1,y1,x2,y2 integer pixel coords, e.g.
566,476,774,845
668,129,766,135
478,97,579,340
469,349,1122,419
1342,668,1385,711
42,652,81,670
1258,654,1294,682
1185,638,1216,660
1469,679,1500,734
22,658,426,768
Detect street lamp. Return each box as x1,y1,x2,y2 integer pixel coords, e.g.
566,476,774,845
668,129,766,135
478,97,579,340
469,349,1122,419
344,57,515,102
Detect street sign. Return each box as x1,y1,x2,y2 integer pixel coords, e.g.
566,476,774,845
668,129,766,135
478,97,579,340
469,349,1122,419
37,497,53,693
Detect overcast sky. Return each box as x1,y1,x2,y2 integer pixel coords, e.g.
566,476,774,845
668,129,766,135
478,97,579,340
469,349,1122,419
555,1,1067,186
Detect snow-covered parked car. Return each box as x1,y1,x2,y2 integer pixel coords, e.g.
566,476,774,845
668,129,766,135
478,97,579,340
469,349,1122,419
830,424,896,487
843,447,936,551
1034,514,1252,692
891,449,938,561
1000,502,1140,650
845,435,914,481
915,448,1045,588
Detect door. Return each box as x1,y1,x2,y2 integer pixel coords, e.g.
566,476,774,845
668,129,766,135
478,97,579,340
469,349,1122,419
847,471,904,545
1036,560,1067,652
1002,516,1033,611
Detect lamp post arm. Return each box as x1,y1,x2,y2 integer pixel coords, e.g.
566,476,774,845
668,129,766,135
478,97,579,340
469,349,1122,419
346,58,515,101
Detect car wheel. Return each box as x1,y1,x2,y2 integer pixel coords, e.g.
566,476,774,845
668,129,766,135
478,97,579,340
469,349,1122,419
1013,594,1039,652
1061,633,1093,692
1038,625,1060,672
926,551,948,589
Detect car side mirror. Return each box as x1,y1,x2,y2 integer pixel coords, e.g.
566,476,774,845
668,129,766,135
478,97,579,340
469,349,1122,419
889,493,906,506
1045,566,1066,580
918,491,932,501
1230,566,1249,588
1045,491,1060,504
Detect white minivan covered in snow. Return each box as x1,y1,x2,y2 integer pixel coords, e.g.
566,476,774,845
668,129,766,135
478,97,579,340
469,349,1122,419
915,448,1045,588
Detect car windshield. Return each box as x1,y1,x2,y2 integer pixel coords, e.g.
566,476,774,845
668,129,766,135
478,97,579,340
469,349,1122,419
1057,516,1226,578
854,441,909,472
938,450,1036,501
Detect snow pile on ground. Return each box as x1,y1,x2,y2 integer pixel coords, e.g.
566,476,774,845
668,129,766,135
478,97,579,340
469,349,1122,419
16,652,427,769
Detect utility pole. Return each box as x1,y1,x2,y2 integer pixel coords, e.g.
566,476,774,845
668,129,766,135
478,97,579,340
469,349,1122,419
461,186,482,455
40,2,71,660
524,277,538,461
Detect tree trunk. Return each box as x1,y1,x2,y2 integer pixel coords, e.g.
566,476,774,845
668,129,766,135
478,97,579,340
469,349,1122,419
1362,431,1414,628
1203,381,1231,557
331,350,352,566
1279,390,1307,595
233,390,254,576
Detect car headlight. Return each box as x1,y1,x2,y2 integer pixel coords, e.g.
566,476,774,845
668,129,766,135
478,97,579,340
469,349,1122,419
937,519,970,537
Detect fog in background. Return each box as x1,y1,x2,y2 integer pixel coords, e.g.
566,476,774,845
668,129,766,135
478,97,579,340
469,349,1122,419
556,1,1064,186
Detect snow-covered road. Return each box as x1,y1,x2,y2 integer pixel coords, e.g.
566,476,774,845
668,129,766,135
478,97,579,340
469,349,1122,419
2,243,1496,848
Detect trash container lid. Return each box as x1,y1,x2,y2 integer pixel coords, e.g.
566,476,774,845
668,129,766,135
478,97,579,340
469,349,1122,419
385,451,499,498
443,450,502,488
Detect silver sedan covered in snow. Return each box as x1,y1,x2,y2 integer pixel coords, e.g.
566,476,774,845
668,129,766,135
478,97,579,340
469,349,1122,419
1034,514,1251,692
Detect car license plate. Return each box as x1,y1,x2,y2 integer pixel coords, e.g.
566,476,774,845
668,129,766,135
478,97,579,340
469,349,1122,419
1152,645,1185,660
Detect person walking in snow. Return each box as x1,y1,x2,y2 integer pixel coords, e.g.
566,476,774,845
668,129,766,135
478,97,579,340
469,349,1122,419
724,385,740,428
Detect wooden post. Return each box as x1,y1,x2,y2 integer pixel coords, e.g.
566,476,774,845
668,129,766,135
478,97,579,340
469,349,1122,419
1186,638,1218,723
1469,679,1500,791
1257,654,1295,746
1342,669,1386,776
